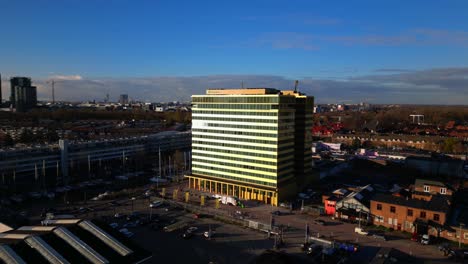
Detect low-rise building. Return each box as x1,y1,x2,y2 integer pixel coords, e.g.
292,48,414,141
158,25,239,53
412,178,454,201
371,193,450,236
335,185,375,224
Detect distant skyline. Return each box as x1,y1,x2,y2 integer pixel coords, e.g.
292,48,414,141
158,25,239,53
1,0,468,104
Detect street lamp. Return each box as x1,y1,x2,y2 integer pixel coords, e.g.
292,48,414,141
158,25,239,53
356,208,362,229
459,223,465,249
131,197,136,213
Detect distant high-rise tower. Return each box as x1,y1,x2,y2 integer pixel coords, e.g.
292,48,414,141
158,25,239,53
119,94,129,105
10,77,37,112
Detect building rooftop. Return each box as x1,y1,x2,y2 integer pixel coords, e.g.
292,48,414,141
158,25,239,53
414,178,447,188
372,193,450,213
206,88,280,95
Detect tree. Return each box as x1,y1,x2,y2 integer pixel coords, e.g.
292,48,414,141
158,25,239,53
3,134,14,147
46,130,60,142
351,139,361,149
34,130,45,143
19,129,34,144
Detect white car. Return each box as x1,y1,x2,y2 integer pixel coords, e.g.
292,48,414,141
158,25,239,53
421,234,430,245
204,230,214,238
354,227,369,235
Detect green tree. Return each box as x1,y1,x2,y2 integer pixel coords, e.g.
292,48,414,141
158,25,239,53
3,134,14,147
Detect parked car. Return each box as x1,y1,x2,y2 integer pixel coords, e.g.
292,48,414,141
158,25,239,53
411,232,419,242
204,230,214,238
123,231,134,238
182,231,194,239
182,227,198,239
109,223,119,229
114,213,124,219
150,201,163,208
126,212,140,221
271,210,282,216
307,244,323,256
314,219,326,226
420,234,430,245
372,234,387,241
186,227,198,233
354,227,368,235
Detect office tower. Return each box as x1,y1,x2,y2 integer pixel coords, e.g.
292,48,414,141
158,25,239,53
187,88,314,206
119,94,129,105
10,77,37,112
0,73,2,104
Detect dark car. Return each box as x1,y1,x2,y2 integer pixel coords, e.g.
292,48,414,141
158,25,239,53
182,231,194,239
126,212,140,221
307,244,323,256
372,234,387,241
314,219,326,225
271,210,282,216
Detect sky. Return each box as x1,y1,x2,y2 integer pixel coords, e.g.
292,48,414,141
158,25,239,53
1,0,468,104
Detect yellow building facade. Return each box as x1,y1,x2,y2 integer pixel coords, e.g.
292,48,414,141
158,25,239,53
186,88,314,206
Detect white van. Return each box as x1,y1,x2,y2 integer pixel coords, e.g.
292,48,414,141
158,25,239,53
354,227,368,235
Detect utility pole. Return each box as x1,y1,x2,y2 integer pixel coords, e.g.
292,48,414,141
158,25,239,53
51,80,55,104
358,209,362,229
459,223,465,249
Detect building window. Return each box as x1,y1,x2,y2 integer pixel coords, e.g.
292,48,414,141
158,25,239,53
420,211,426,218
407,209,413,216
423,185,430,192
388,218,393,225
377,204,382,211
440,188,447,194
433,214,440,222
464,233,468,240
404,221,413,230
375,216,384,223
390,206,396,213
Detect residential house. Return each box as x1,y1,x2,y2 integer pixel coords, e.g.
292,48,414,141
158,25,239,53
371,193,450,236
412,178,453,201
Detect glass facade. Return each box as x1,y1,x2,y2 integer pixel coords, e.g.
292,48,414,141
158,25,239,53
188,90,314,202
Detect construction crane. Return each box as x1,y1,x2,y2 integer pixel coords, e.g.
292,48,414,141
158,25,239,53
294,80,299,92
46,80,56,104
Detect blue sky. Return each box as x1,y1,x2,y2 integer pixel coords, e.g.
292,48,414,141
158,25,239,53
1,0,468,103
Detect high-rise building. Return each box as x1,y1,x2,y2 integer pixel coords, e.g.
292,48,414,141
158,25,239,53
186,88,314,206
119,94,129,105
10,77,37,112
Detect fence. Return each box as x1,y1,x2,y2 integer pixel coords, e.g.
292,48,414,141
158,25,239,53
160,198,278,234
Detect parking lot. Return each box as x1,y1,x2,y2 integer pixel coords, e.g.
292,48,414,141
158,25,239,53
7,179,466,263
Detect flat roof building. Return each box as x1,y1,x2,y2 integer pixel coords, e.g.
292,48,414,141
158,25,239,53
186,88,314,205
9,77,37,112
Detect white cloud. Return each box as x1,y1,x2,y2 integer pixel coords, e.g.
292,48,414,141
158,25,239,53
49,75,83,81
